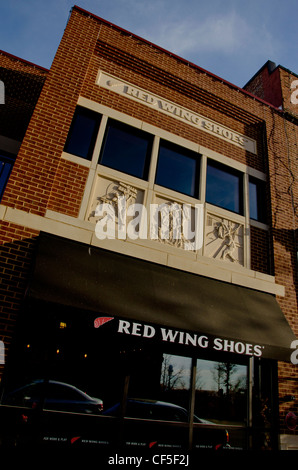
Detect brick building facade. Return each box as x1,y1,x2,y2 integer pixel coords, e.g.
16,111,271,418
0,6,297,452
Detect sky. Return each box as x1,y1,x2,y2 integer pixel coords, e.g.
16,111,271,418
0,0,297,88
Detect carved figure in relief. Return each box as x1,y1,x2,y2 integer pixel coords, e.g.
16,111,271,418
206,218,242,263
90,181,138,223
158,202,184,248
157,202,195,250
217,221,241,262
90,182,199,249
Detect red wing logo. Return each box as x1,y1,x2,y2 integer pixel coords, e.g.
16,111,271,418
94,317,114,328
70,436,81,444
149,441,157,448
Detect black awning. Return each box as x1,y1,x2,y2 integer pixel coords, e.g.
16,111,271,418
28,233,297,362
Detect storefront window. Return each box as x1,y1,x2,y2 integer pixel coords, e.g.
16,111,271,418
125,352,192,420
0,301,278,451
195,358,247,424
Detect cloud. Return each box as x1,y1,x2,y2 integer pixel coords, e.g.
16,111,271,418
137,10,278,60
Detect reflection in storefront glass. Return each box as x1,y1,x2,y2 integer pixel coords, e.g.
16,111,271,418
195,358,247,425
160,354,191,392
125,352,192,423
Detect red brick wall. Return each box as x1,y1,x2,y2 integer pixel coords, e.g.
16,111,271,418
244,62,283,109
267,110,298,434
250,226,271,274
47,159,89,217
83,22,267,172
0,222,39,378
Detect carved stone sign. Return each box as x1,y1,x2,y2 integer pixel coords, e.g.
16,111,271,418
96,70,257,155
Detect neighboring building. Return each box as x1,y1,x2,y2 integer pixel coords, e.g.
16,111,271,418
244,59,298,117
0,6,297,452
0,50,48,377
0,51,48,209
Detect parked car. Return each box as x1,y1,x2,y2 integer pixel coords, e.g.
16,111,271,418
104,398,230,450
0,385,229,450
1,379,103,414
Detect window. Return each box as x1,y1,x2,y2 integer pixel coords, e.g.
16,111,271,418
249,177,266,223
3,301,279,450
64,106,102,160
63,106,267,226
155,140,200,197
206,160,243,214
195,358,247,425
0,153,14,200
99,119,153,180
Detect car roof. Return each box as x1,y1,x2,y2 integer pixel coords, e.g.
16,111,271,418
128,398,184,409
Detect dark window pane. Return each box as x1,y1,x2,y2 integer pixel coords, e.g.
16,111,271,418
64,106,101,160
249,178,266,223
127,352,192,423
249,180,258,220
206,160,243,214
155,140,200,197
99,120,152,179
195,358,248,425
0,154,14,200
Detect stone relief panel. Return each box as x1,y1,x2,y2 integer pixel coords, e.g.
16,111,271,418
88,176,144,238
87,177,245,263
204,213,244,265
152,195,197,251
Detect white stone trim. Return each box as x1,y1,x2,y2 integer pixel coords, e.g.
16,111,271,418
61,152,92,168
